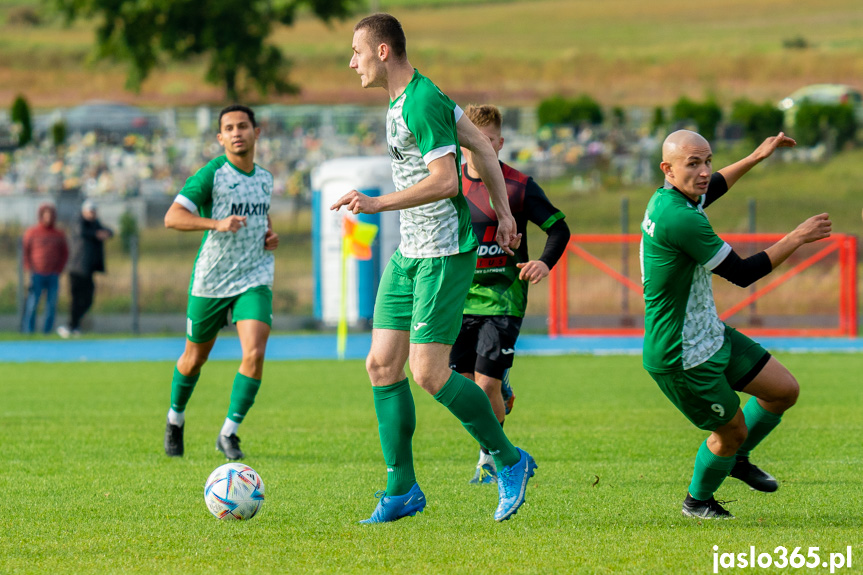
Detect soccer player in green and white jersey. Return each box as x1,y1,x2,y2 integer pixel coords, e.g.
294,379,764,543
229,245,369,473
163,105,279,461
334,13,536,523
641,129,831,519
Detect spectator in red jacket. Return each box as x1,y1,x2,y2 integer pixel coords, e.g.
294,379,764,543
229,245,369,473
22,202,69,334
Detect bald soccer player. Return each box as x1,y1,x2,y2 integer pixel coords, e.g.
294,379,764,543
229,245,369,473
640,130,831,519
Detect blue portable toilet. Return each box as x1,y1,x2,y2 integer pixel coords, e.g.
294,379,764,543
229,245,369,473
311,156,400,327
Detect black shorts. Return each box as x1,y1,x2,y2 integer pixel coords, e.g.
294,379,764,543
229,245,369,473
449,315,523,379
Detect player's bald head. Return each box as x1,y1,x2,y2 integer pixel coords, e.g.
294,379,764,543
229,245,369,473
662,130,711,163
659,129,714,200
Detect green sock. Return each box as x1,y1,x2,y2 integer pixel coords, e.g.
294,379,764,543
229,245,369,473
688,440,737,500
226,373,261,423
480,420,503,456
372,378,416,496
434,372,519,469
170,366,200,412
737,396,783,458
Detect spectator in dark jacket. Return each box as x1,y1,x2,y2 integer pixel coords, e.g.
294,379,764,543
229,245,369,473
58,200,114,338
22,202,69,334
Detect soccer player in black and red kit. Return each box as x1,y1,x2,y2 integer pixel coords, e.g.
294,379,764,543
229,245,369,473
449,104,571,483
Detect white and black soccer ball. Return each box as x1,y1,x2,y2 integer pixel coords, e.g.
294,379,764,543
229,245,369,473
204,463,265,520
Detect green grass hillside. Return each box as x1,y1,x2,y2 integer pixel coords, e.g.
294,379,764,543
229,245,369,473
550,145,863,236
1,0,861,107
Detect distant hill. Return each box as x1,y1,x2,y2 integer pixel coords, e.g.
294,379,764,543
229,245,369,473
1,0,862,108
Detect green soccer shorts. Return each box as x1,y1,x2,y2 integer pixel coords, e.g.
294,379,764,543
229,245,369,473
648,324,771,431
186,285,273,343
373,249,476,345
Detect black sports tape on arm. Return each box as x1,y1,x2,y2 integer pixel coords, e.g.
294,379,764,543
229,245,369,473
538,220,571,269
702,172,729,209
712,249,773,288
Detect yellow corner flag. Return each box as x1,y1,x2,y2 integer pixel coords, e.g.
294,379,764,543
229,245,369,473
338,216,379,359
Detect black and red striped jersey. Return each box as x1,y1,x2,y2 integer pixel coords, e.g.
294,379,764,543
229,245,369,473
462,162,565,316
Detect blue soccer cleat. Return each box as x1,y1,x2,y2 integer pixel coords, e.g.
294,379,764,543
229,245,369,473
494,447,537,522
359,482,426,524
469,462,498,485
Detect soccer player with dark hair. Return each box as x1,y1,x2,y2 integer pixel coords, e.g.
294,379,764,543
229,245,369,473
450,104,569,484
163,104,279,461
333,13,537,523
641,129,831,519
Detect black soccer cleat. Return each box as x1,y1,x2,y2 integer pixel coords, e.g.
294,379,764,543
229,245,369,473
216,434,244,460
729,456,779,492
682,494,735,519
164,421,184,457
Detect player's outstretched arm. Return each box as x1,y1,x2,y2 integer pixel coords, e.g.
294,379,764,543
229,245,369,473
718,132,796,189
164,201,246,232
714,214,831,288
764,213,832,269
456,115,520,255
330,155,457,215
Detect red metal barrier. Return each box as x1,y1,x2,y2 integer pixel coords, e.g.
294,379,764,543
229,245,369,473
549,233,858,337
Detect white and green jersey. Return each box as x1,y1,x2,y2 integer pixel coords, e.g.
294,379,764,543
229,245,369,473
640,187,732,372
386,69,478,258
175,155,274,298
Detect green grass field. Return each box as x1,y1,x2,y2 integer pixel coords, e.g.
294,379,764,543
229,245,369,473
4,353,862,573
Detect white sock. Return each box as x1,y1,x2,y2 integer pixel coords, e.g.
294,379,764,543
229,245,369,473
167,408,184,426
478,449,495,468
220,418,240,437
